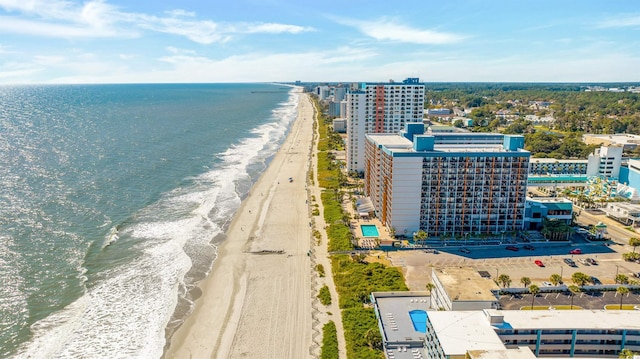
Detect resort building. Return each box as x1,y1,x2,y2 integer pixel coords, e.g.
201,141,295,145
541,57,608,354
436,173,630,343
528,159,588,176
523,197,573,230
372,292,640,359
345,78,425,173
587,145,623,179
603,202,640,227
363,123,530,238
430,268,499,311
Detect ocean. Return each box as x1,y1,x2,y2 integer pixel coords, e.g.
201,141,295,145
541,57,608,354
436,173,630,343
0,83,299,358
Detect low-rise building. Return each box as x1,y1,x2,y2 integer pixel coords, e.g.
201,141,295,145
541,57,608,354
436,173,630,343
431,268,499,311
524,197,573,230
603,202,640,227
372,292,640,359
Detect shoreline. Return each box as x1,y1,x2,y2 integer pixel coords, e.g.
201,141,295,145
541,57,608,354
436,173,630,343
165,91,315,358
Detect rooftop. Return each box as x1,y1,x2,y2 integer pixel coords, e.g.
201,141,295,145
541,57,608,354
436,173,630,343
499,309,640,330
373,293,430,345
366,133,525,155
433,267,499,302
426,311,505,355
467,346,536,359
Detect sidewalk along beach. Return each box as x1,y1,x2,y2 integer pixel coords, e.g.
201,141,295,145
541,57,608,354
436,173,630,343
165,92,315,358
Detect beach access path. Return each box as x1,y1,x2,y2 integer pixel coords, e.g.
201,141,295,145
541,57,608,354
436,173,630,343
166,91,315,359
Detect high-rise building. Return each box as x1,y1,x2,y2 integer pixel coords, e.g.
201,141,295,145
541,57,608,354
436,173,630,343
346,78,425,173
364,123,530,237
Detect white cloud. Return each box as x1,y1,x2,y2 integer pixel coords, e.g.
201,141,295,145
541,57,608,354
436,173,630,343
334,16,466,45
597,14,640,28
244,23,314,34
0,0,314,43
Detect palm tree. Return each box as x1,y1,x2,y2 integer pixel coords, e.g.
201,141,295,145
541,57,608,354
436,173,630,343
571,272,590,286
617,286,630,309
529,285,540,309
629,237,640,253
520,276,531,288
616,274,629,285
498,274,512,288
550,273,562,286
425,283,435,296
568,285,581,309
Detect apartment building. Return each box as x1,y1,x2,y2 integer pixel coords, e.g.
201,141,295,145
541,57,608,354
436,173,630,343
346,78,425,173
364,123,530,237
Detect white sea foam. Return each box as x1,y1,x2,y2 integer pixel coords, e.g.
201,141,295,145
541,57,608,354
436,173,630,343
14,87,301,358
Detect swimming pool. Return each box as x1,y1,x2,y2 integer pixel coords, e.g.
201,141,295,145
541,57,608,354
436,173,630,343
360,224,380,237
409,310,427,333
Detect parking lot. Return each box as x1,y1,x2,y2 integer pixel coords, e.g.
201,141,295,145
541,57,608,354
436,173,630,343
385,240,640,292
499,289,640,310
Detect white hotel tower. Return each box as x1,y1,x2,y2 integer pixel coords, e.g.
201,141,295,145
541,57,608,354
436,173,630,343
346,78,425,173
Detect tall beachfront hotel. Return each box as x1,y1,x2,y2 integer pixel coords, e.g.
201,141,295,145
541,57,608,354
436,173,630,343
364,124,530,238
346,78,425,173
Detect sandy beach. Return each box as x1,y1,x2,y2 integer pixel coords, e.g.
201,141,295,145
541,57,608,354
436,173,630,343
165,91,315,358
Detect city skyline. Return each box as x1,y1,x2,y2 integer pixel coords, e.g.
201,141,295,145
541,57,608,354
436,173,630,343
1,0,640,84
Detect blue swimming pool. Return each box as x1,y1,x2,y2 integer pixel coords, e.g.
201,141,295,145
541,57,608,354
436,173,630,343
409,310,427,333
360,224,380,237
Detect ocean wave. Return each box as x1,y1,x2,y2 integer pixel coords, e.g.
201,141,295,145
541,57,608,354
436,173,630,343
12,86,302,358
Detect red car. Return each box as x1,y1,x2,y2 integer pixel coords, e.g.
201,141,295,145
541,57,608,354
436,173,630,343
534,259,544,267
569,248,582,254
506,245,519,251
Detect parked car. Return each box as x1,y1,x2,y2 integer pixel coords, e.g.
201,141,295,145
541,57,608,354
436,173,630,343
591,276,602,285
459,248,471,254
564,258,577,267
633,272,640,278
586,257,598,265
578,258,590,266
523,245,535,250
542,281,553,287
505,245,519,251
534,259,544,267
569,248,582,254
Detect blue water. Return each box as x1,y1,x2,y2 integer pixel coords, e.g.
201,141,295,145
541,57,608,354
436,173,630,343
409,310,427,333
361,224,380,237
0,83,299,358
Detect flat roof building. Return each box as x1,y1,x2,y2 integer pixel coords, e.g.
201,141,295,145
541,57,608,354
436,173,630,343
372,292,640,359
431,268,499,311
364,123,530,238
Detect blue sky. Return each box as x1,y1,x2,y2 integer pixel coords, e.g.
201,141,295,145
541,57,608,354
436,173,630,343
1,0,639,84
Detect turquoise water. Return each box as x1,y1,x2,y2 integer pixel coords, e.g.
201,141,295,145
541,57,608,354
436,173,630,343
360,224,380,237
409,310,427,333
0,83,298,358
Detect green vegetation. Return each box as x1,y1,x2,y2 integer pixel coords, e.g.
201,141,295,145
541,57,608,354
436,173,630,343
332,255,407,358
497,274,512,287
424,83,640,157
316,264,325,277
541,219,572,241
311,94,407,358
322,191,353,252
342,308,384,359
320,321,339,359
528,284,540,309
520,276,531,288
629,237,640,253
550,273,563,286
605,304,636,311
318,285,332,305
620,349,640,359
571,272,591,286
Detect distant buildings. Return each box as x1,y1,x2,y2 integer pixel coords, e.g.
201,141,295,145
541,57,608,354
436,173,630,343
527,145,623,181
583,134,640,152
363,123,530,237
345,78,425,173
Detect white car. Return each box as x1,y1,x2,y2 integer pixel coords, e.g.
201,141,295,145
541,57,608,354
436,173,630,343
542,281,553,287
